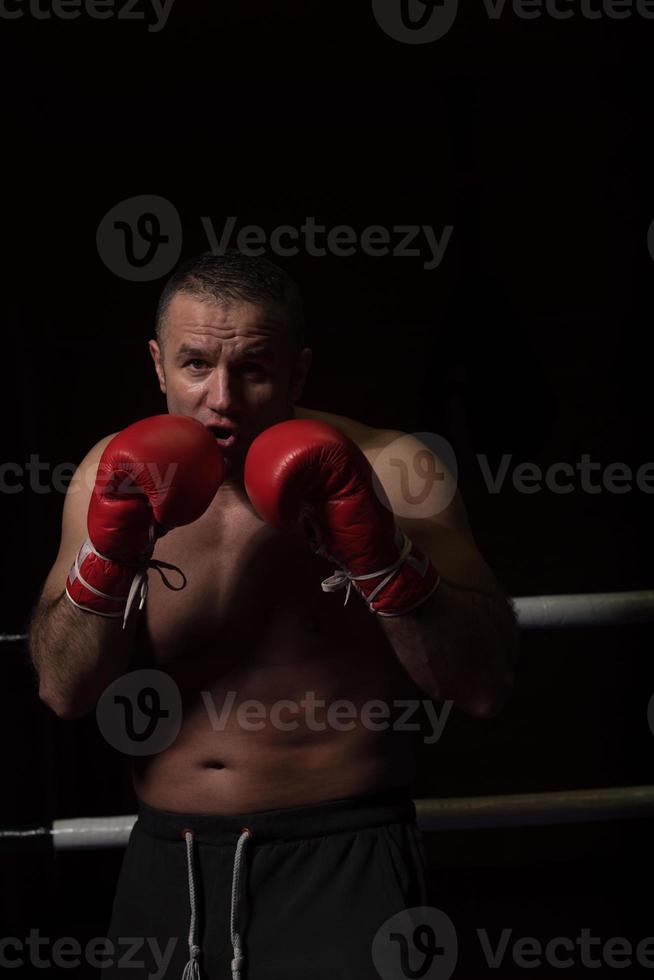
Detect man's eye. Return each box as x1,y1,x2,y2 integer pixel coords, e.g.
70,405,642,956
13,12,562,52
241,363,266,375
186,359,210,370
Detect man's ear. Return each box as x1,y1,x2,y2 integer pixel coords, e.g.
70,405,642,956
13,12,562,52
148,339,167,395
291,347,312,402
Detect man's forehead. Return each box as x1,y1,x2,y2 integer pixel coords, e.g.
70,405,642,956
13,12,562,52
165,293,287,345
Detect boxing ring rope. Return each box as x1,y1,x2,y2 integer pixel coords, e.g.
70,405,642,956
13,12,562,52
2,786,654,849
2,590,654,647
513,590,654,630
1,588,652,849
415,785,654,830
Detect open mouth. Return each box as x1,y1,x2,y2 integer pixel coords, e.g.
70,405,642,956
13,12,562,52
207,424,237,447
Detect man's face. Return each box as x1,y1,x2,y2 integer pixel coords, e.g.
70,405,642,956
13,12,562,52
149,292,311,478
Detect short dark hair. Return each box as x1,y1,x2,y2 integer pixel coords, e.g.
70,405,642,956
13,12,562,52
155,250,305,355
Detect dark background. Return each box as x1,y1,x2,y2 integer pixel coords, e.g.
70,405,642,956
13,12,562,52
1,1,653,976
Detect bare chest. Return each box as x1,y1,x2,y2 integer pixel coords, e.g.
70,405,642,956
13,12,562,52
134,503,410,700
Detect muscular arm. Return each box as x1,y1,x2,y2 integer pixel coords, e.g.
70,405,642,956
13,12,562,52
28,434,139,720
366,431,519,717
29,592,138,720
378,576,518,718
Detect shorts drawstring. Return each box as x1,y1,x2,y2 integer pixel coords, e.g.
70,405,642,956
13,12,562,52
181,830,201,980
230,828,253,980
180,827,253,980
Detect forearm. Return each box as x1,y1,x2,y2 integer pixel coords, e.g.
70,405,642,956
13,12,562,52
378,579,519,717
28,592,138,720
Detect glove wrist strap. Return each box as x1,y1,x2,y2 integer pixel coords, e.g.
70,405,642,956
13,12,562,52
65,537,186,629
320,528,440,617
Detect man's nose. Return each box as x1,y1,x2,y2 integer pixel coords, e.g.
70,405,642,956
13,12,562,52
204,367,238,414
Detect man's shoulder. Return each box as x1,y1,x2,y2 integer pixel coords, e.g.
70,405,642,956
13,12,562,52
79,432,118,469
294,406,400,462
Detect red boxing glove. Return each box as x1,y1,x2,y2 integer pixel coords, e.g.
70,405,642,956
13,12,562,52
244,419,440,616
66,415,224,626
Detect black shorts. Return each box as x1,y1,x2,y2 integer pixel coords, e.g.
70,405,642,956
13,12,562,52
104,784,430,980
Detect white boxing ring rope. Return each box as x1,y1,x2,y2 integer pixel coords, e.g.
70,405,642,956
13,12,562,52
513,590,654,629
3,591,654,647
0,588,652,849
1,787,654,849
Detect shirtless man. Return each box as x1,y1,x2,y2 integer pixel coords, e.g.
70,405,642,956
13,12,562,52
28,251,518,980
